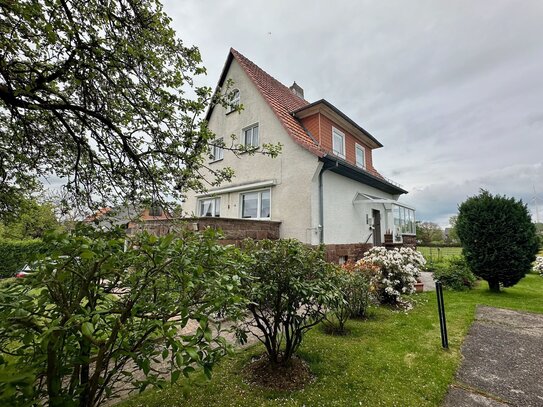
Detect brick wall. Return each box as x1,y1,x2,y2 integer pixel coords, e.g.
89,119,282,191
127,217,281,244
324,243,373,264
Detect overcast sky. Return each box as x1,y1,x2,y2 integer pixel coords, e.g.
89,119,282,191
164,0,543,226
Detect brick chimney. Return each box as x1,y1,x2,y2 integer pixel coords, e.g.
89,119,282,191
289,81,304,99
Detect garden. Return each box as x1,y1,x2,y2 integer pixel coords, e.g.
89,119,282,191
1,191,541,407
120,269,543,407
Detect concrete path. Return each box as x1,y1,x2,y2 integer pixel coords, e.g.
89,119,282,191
419,271,436,291
442,306,543,406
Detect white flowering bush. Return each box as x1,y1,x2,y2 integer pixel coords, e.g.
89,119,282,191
360,246,426,305
533,256,543,276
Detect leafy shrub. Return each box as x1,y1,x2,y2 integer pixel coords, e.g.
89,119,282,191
433,257,477,290
533,256,543,276
324,261,374,334
0,239,43,278
0,225,246,407
239,239,339,366
457,190,539,292
361,247,426,305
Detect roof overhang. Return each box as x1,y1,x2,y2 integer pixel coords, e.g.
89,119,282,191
320,155,407,195
352,192,415,210
204,50,235,122
195,179,277,198
293,99,383,149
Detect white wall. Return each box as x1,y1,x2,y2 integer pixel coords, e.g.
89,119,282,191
320,171,398,244
183,58,319,242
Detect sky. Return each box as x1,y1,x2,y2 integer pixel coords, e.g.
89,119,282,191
163,0,543,227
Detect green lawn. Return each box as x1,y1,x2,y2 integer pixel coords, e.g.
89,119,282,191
417,246,462,263
121,273,543,407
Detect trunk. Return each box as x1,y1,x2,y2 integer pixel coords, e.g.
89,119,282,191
79,338,91,407
47,331,63,407
488,279,500,293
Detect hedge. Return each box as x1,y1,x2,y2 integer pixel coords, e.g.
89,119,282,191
0,239,43,278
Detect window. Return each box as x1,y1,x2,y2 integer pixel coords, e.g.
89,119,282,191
332,127,345,158
355,144,366,169
199,197,220,217
393,205,415,235
244,124,259,148
210,137,224,162
227,89,240,113
241,189,270,219
149,205,163,216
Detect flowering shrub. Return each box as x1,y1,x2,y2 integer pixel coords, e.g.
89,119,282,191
324,261,376,334
360,247,426,305
533,256,543,276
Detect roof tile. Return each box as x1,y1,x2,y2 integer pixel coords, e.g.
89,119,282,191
230,48,325,157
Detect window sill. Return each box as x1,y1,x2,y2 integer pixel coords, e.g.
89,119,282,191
209,158,223,164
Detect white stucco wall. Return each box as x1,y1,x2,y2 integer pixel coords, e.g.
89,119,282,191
320,170,399,245
183,58,319,243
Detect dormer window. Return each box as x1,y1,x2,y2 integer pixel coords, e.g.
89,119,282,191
227,89,240,113
332,127,345,158
355,143,366,169
244,123,259,148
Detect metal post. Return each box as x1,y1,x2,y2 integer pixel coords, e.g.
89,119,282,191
435,281,449,349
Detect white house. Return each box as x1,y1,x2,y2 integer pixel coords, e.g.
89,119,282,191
183,48,415,251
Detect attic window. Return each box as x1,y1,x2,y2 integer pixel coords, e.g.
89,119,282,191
149,206,163,216
227,89,240,113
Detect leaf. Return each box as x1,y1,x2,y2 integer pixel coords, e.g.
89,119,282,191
81,322,94,338
203,364,212,379
182,366,195,377
185,347,199,361
171,370,181,383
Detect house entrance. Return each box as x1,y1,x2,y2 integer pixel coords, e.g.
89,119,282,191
372,209,381,246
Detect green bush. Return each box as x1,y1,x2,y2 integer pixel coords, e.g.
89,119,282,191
0,239,43,278
240,239,339,366
0,225,247,406
324,262,373,334
457,190,539,292
433,257,477,291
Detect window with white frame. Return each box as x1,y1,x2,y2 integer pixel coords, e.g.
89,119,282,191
210,137,224,162
243,124,259,148
199,197,220,217
227,89,240,113
355,143,366,169
241,189,270,219
393,205,415,235
332,127,345,158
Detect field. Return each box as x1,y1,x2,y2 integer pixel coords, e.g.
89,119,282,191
417,246,462,263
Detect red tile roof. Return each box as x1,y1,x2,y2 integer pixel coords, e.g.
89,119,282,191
208,49,404,193
229,48,325,157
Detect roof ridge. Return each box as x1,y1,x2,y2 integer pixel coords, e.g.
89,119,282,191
230,48,308,105
229,48,324,157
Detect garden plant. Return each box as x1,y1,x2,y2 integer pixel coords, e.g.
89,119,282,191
361,247,426,305
457,190,539,292
239,239,339,367
0,225,247,407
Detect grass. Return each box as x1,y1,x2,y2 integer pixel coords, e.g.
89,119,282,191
120,272,543,407
417,246,462,263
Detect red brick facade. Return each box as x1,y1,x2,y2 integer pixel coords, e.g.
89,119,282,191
300,113,378,175
128,218,413,263
127,217,281,244
324,243,373,264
